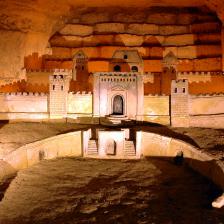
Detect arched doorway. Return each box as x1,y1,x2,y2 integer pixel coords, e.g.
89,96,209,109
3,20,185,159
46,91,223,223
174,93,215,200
113,95,124,115
114,65,121,72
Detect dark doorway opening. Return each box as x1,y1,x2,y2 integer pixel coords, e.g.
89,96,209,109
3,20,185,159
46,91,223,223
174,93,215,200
113,95,124,115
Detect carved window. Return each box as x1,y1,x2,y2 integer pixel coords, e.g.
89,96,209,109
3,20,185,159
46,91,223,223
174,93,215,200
53,85,55,90
124,55,128,59
131,66,138,72
61,86,63,91
114,65,121,72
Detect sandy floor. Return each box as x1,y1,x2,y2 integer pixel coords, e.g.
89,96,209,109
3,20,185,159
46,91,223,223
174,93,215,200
0,158,223,224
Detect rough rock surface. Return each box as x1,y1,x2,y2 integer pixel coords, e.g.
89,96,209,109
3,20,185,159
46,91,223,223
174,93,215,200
0,1,223,79
0,158,223,223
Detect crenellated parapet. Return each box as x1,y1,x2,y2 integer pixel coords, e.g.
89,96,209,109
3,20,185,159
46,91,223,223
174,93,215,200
145,93,167,97
68,91,92,96
190,93,224,98
2,92,48,97
177,71,224,83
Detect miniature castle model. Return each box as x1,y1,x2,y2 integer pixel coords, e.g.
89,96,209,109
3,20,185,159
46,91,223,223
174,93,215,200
0,48,224,128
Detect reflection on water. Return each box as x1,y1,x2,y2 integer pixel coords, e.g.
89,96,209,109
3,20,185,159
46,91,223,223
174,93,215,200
0,158,223,224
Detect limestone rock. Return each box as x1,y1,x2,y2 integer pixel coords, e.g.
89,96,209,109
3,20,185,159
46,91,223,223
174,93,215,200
147,13,177,24
163,34,194,46
159,25,189,35
177,46,196,59
127,24,159,35
59,24,93,36
95,23,125,34
191,22,221,33
115,34,144,46
80,12,110,24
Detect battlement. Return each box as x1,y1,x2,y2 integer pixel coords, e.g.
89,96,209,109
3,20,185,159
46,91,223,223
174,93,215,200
190,93,224,98
145,94,167,97
96,72,138,77
2,92,48,97
96,72,139,83
69,91,92,96
171,79,188,95
26,68,72,73
177,71,224,76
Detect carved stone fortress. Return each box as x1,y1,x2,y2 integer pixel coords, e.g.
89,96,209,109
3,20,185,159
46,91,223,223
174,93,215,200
0,49,223,128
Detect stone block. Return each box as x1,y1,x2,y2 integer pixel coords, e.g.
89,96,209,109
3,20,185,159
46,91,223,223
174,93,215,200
177,46,196,59
196,45,221,58
81,12,110,24
159,25,189,35
147,13,177,25
191,22,221,33
95,23,125,34
59,24,93,36
196,33,221,44
115,34,144,46
127,24,159,35
163,34,194,46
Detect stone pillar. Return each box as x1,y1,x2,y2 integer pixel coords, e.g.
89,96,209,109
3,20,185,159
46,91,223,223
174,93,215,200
136,75,144,121
93,73,100,123
222,26,224,72
171,79,189,127
136,131,142,158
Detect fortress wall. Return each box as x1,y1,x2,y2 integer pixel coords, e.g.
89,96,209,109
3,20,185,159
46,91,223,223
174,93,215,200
67,92,92,114
189,94,224,115
0,93,48,113
143,95,170,125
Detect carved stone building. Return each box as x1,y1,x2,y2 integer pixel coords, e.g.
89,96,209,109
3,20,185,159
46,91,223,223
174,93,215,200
93,72,144,124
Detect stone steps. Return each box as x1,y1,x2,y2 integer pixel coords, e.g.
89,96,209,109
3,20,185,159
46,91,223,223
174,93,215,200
87,140,98,155
124,141,136,156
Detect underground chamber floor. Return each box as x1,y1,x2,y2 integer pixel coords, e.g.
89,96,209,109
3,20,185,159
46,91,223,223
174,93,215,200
0,158,223,224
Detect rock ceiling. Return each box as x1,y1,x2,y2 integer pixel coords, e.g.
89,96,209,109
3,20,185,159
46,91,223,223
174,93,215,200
0,0,223,80
0,0,223,33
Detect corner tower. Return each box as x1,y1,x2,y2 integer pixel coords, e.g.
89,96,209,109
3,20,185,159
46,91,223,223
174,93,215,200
171,79,189,127
49,69,72,119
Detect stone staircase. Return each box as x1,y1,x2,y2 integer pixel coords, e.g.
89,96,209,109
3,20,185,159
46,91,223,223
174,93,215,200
124,140,136,157
87,140,98,156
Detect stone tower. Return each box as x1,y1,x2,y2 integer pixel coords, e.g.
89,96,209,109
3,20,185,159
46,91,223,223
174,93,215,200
171,79,189,127
72,50,88,81
49,69,71,119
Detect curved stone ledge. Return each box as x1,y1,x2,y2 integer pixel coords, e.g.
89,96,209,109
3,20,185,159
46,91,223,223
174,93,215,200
0,129,223,207
140,131,224,191
0,131,82,182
